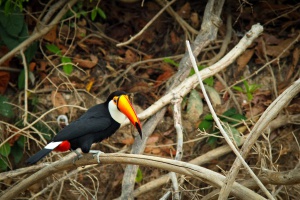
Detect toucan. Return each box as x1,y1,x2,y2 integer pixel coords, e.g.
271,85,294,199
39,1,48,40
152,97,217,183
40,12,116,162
26,91,142,165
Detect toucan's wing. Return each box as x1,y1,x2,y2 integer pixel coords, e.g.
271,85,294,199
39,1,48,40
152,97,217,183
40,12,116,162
53,116,112,142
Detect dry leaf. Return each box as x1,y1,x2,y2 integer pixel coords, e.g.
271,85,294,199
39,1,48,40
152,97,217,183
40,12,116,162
170,31,181,44
177,2,191,19
85,77,95,92
292,47,299,67
186,89,203,123
125,49,138,63
51,91,69,114
190,12,200,28
146,134,160,145
204,85,221,106
266,38,296,57
73,54,98,69
121,137,135,145
0,71,10,94
236,49,255,76
43,25,57,42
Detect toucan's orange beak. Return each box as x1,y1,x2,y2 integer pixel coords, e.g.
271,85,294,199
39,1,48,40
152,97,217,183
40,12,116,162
117,95,142,138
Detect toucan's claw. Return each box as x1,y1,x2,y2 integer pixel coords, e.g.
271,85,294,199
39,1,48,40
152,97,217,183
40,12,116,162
72,150,83,164
89,150,104,163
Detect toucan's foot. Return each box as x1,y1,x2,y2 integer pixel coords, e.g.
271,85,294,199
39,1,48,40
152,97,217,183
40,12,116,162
89,150,104,163
72,150,83,163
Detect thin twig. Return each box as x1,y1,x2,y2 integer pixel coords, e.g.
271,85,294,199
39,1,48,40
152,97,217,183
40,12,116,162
20,49,29,125
116,0,176,47
186,40,273,200
163,94,183,200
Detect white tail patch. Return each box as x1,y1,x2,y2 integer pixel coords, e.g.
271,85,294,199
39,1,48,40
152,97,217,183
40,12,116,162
44,141,62,150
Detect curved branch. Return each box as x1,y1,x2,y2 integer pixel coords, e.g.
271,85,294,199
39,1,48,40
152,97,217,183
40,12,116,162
121,23,264,126
0,153,264,200
219,77,300,199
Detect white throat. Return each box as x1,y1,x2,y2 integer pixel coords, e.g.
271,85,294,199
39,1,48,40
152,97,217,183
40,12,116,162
108,100,126,124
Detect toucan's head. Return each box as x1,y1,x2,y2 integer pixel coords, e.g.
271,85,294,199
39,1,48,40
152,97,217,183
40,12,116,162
106,91,142,138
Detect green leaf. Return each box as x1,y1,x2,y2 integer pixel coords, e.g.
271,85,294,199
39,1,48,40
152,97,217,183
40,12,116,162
0,95,14,118
198,119,213,131
16,135,25,148
46,44,62,55
135,167,143,183
4,0,11,15
91,7,97,21
25,41,38,63
0,142,11,157
204,114,213,120
0,6,37,63
97,7,106,19
207,132,218,146
222,108,237,117
230,114,247,124
18,69,25,90
0,157,8,171
248,84,261,93
203,76,214,87
163,58,179,67
189,65,206,76
246,92,253,101
0,5,24,34
243,80,250,92
61,56,73,75
232,86,243,92
11,144,23,163
34,122,52,140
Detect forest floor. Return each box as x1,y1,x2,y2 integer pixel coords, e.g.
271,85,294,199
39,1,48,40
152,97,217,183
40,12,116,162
0,0,300,199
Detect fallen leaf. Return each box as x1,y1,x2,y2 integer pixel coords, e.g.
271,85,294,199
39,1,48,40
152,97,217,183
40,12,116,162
236,49,255,77
85,77,95,92
0,71,10,94
155,63,174,87
190,12,199,28
121,137,135,145
43,25,57,42
266,38,296,57
125,49,138,63
186,89,203,123
73,54,98,69
204,85,221,106
146,134,160,145
170,31,181,44
29,62,36,72
51,91,69,114
177,2,191,19
161,139,176,156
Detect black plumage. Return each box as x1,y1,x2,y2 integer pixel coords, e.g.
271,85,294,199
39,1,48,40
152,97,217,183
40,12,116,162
26,91,142,165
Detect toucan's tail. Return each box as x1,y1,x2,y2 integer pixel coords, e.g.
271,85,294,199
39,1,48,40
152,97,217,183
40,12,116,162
26,141,62,165
26,148,53,164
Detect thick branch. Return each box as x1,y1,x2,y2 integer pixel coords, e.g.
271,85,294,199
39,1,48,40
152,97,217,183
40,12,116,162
121,23,264,126
0,153,264,200
120,0,225,198
219,78,300,199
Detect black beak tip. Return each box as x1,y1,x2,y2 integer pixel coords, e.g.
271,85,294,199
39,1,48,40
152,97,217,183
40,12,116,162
135,122,142,139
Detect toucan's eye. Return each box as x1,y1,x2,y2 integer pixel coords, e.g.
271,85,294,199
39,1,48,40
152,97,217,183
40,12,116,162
113,97,118,104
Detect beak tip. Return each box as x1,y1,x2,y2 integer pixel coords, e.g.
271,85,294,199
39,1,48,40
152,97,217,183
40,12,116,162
135,122,142,139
